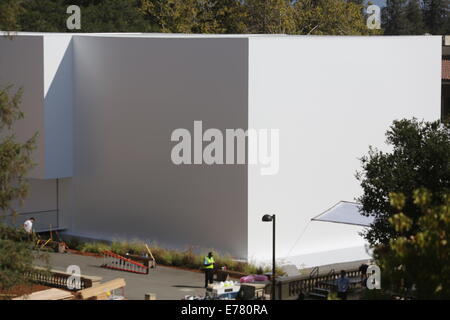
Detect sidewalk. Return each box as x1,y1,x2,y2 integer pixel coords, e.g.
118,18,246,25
34,252,206,300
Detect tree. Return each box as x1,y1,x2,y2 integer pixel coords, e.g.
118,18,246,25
423,0,450,34
404,0,425,34
141,0,216,33
373,189,450,299
382,0,410,35
211,0,248,34
243,0,296,34
0,0,24,32
80,0,155,33
17,0,153,33
141,0,247,34
0,86,37,214
18,0,66,32
356,119,450,246
0,224,36,294
292,0,371,35
0,86,38,294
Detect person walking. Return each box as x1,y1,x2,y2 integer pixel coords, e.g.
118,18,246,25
203,252,215,288
337,270,350,300
23,217,35,234
23,217,36,241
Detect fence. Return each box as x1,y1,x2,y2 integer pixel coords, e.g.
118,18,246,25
274,268,362,300
25,267,100,291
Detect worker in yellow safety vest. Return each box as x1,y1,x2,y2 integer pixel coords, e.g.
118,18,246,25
203,252,215,288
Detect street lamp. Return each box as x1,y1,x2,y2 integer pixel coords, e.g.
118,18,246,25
262,214,276,300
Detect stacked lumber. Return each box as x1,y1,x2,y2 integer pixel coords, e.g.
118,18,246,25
77,278,126,300
13,288,74,300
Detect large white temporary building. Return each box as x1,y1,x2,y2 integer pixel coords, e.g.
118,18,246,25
0,33,442,266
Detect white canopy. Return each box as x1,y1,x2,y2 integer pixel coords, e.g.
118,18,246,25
311,201,374,227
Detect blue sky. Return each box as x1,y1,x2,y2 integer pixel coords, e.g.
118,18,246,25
366,0,387,7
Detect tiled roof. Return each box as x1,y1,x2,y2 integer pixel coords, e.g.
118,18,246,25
444,59,450,80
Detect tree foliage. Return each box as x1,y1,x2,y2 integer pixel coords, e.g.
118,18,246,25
0,224,35,294
243,0,296,34
140,0,232,33
0,86,37,214
16,0,154,33
0,86,38,294
0,0,24,31
357,119,450,246
293,0,372,35
423,0,450,35
141,0,372,35
373,189,450,299
383,0,449,35
0,0,373,35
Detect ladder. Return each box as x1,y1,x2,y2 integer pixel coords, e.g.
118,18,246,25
101,250,149,275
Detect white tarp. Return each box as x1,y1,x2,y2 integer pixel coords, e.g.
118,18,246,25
311,201,374,227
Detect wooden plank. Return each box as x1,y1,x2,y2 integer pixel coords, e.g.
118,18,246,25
144,293,156,300
145,244,156,262
13,288,73,300
78,278,126,300
92,292,109,300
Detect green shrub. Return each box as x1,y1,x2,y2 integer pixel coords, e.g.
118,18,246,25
64,237,83,251
181,247,202,269
80,242,110,254
158,251,173,265
170,251,184,267
0,223,49,294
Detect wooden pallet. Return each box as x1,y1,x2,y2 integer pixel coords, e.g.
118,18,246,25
13,288,74,300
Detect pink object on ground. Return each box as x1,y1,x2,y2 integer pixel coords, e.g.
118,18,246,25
239,275,255,283
239,275,269,283
254,275,269,281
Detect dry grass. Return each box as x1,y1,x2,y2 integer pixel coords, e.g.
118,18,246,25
74,240,282,275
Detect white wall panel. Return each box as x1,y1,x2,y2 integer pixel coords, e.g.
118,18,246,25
0,35,45,178
65,36,249,258
43,35,74,178
1,33,443,264
248,36,442,263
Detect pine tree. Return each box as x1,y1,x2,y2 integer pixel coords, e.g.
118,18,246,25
405,0,425,34
0,0,23,31
243,0,296,34
0,86,40,295
382,0,410,35
0,86,36,214
423,0,450,34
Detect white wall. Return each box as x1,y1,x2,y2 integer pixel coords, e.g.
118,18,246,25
7,179,59,231
43,35,74,178
0,35,45,178
0,34,74,179
0,35,71,231
1,34,443,264
247,36,442,262
63,36,249,258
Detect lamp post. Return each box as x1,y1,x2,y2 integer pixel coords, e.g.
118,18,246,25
262,214,275,300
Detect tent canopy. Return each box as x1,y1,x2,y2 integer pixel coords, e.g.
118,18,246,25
311,201,374,227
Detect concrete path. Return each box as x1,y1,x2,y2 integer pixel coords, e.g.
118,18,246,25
34,252,206,300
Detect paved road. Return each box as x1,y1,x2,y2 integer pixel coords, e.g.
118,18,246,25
34,252,206,300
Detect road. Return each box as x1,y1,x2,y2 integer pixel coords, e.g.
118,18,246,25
34,252,206,300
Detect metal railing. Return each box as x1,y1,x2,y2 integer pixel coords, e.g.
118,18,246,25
25,268,96,291
275,268,362,300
